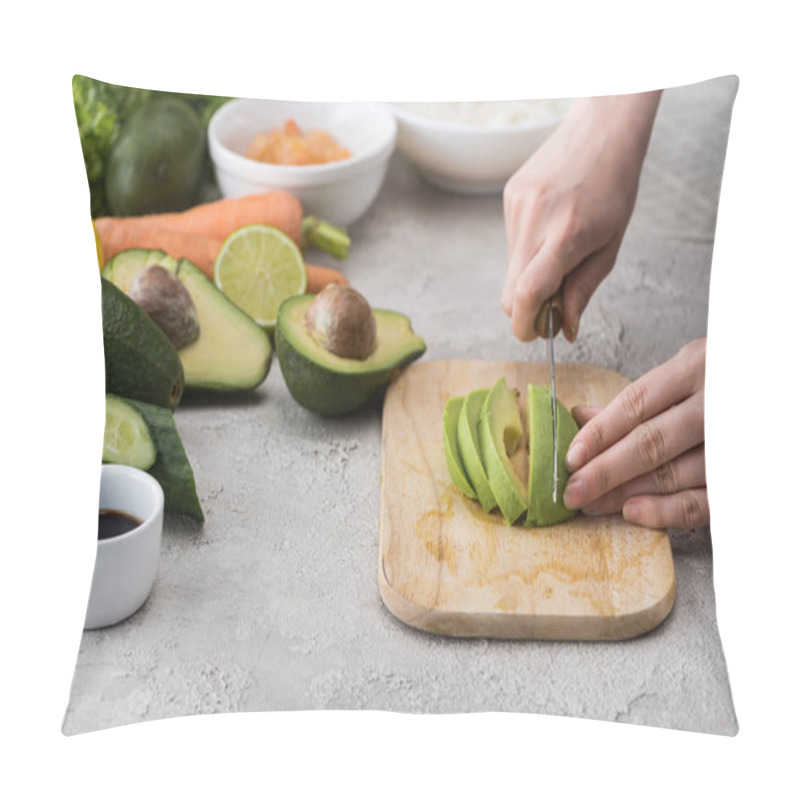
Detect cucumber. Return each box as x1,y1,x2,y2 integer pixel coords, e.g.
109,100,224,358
104,394,204,521
103,394,157,469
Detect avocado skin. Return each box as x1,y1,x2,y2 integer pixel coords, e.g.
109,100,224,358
275,326,414,415
275,295,426,416
101,277,184,409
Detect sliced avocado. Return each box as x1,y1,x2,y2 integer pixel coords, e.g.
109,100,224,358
456,389,497,512
526,384,579,527
442,396,477,500
101,277,184,409
274,294,426,416
102,250,272,392
477,377,527,525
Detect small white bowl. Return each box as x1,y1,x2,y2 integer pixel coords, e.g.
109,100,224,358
389,99,574,194
84,465,164,630
208,99,398,227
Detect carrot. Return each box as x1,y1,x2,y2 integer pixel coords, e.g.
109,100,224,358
305,264,349,293
96,205,348,291
95,218,223,275
93,190,304,247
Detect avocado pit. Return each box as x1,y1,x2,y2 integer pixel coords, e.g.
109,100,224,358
305,284,377,360
275,293,427,416
129,264,200,350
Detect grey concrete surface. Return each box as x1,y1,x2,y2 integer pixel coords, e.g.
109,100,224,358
63,76,738,736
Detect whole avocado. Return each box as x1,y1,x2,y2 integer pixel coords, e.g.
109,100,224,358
105,96,206,216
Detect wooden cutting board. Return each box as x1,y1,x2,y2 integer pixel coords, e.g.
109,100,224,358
378,360,676,641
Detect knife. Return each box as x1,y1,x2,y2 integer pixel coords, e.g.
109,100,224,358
534,290,564,503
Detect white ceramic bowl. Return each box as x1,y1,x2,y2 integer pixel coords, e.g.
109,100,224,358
208,99,398,227
389,99,574,195
84,464,164,630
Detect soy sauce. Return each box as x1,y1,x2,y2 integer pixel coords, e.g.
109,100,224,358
98,509,142,540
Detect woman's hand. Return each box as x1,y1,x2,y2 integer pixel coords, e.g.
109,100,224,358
502,91,662,342
562,338,708,530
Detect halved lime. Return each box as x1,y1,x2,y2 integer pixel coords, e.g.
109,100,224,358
214,224,307,330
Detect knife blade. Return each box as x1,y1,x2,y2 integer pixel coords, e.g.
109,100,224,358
534,290,564,504
547,300,558,502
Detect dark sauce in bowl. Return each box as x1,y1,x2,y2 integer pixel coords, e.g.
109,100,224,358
98,509,142,540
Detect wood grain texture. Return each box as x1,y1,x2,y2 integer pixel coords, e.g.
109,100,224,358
378,360,676,641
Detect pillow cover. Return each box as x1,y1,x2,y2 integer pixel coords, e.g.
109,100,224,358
64,74,738,736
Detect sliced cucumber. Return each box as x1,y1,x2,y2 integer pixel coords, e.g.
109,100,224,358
103,394,157,469
104,394,204,521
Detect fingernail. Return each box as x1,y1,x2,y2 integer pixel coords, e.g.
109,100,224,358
566,319,579,343
563,479,585,509
566,441,586,471
624,499,642,524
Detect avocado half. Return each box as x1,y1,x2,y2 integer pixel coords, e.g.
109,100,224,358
275,294,426,416
102,249,272,392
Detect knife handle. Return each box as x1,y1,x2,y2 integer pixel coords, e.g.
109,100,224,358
533,289,564,339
